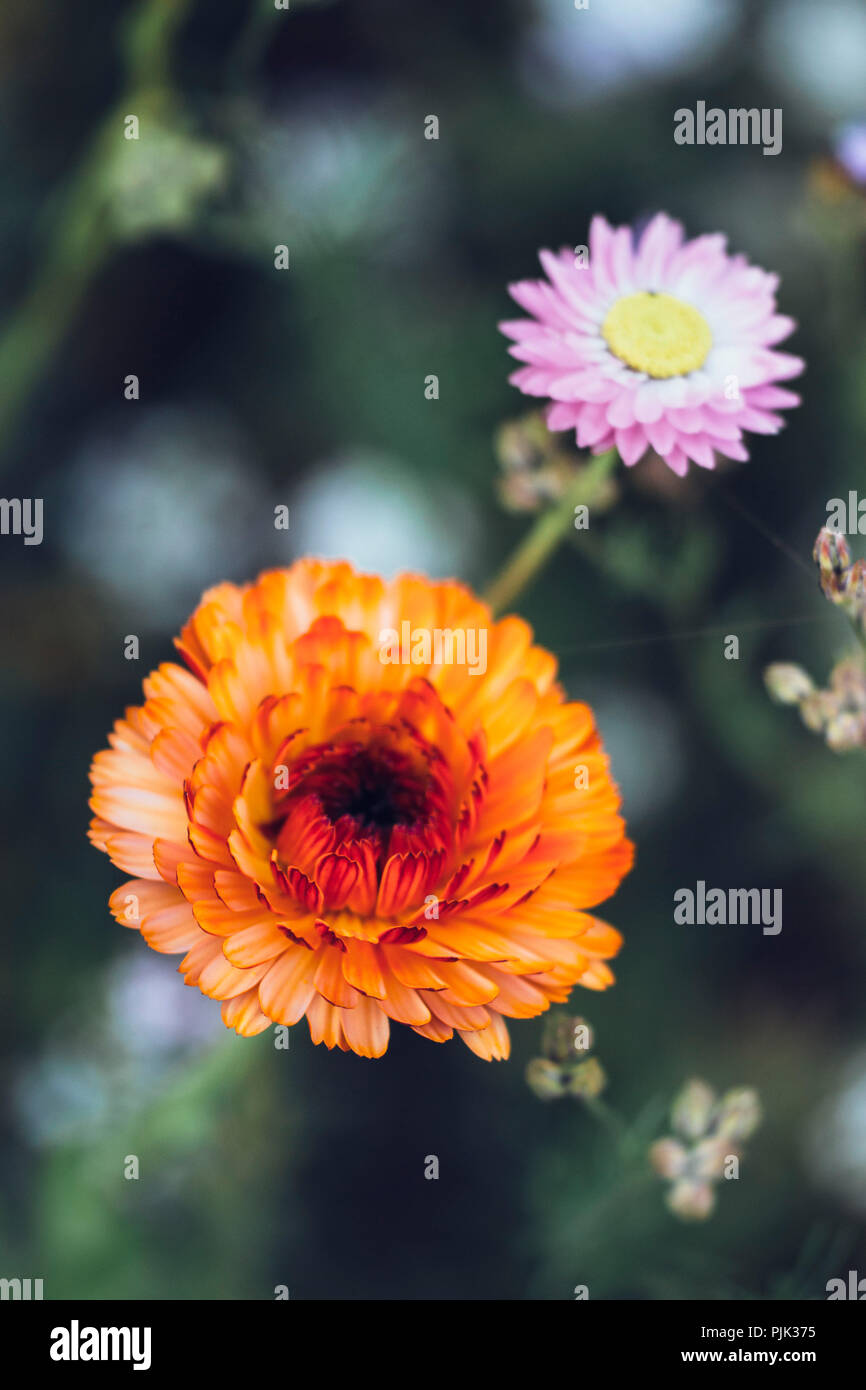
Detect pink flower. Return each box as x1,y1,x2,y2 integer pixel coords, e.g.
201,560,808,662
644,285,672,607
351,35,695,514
500,214,804,477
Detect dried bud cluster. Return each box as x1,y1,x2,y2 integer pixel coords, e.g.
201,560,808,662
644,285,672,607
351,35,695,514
649,1080,761,1221
764,528,866,752
495,412,618,514
813,527,866,613
525,1013,606,1100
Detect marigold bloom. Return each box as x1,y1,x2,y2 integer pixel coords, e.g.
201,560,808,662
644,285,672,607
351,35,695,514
500,213,803,477
89,560,632,1059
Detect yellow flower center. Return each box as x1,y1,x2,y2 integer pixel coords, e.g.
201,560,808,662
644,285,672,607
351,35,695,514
601,291,712,378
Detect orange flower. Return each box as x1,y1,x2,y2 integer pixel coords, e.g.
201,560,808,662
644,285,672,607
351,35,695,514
89,560,632,1059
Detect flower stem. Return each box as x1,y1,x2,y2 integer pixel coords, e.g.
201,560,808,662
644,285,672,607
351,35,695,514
0,0,194,472
843,608,866,656
484,448,618,616
582,1094,630,1144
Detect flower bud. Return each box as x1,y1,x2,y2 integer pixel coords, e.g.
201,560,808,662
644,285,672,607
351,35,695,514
691,1135,731,1180
495,414,575,512
844,559,866,606
495,413,553,473
799,689,837,733
543,1013,594,1064
829,655,866,703
814,526,852,602
764,663,814,706
567,1057,606,1099
667,1178,716,1221
825,710,866,751
526,1057,569,1100
671,1078,716,1141
715,1087,762,1141
649,1138,689,1180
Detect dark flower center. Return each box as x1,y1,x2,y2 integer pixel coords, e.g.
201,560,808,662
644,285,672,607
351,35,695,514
279,737,433,850
310,744,430,834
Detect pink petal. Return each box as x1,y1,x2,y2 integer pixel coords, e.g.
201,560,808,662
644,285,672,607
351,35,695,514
615,424,650,466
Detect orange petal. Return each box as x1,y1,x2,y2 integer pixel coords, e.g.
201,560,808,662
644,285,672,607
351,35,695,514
341,941,386,998
341,995,390,1057
223,918,288,968
458,1013,511,1060
222,988,273,1037
314,947,360,1008
258,947,319,1024
315,853,360,911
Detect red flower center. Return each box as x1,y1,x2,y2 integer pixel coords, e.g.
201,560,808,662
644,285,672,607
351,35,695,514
290,739,429,832
272,723,455,872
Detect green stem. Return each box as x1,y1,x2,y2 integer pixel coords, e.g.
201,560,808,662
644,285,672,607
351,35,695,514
582,1095,630,1145
484,448,618,616
230,1,284,87
842,606,866,656
0,0,193,470
567,1166,656,1252
0,190,109,449
121,0,196,92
